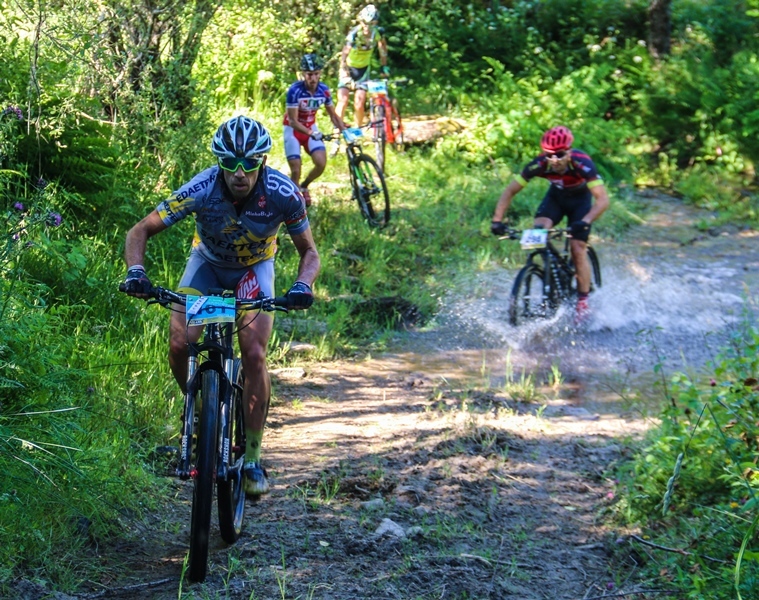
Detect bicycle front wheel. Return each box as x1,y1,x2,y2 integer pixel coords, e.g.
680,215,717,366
509,264,552,326
373,104,387,173
188,369,219,583
350,155,390,228
217,359,246,544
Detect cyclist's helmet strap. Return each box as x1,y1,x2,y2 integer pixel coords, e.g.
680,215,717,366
358,4,379,23
300,53,324,72
211,116,272,159
540,126,574,153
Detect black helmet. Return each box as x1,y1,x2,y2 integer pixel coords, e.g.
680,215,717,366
211,115,272,159
300,53,324,72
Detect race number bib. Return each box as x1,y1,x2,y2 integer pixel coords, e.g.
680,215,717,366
520,229,548,249
186,295,236,326
343,127,363,143
366,80,388,95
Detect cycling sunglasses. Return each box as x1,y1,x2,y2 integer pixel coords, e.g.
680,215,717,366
218,156,264,172
545,150,569,159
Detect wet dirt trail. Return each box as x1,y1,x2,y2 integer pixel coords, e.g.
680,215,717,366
30,193,758,600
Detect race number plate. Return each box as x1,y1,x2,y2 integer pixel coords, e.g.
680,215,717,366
520,229,548,249
366,80,388,95
186,295,236,326
342,127,363,143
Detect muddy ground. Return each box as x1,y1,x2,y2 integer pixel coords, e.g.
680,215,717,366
14,193,758,600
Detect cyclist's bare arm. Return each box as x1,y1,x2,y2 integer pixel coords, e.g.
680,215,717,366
582,184,610,224
289,228,321,287
493,179,524,222
378,37,388,67
340,44,350,72
325,104,347,131
287,106,312,137
125,209,168,269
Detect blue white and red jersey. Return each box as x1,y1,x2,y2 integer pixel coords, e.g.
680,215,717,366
515,149,603,192
283,81,334,129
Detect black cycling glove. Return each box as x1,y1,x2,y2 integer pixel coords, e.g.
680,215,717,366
569,220,591,242
286,281,314,309
123,267,152,295
491,221,507,236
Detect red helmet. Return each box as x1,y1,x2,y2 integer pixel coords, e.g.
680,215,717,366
540,126,574,153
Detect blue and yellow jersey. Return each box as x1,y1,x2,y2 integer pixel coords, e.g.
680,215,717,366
156,166,309,267
345,25,384,69
516,150,603,192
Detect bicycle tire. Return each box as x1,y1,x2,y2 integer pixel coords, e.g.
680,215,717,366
350,155,390,228
188,369,219,583
374,104,387,173
509,264,552,326
390,100,404,152
217,359,246,544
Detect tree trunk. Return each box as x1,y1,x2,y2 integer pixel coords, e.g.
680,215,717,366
648,0,672,57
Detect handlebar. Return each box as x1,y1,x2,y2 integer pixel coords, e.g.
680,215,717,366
498,227,571,241
118,284,291,312
321,123,372,144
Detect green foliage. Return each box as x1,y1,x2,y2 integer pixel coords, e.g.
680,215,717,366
615,318,759,599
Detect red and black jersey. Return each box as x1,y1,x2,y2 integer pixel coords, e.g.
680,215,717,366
515,149,603,192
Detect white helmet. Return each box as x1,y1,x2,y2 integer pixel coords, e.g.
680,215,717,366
358,4,379,23
211,115,272,159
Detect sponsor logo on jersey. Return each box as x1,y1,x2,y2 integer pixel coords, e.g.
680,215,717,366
236,269,261,300
258,196,266,209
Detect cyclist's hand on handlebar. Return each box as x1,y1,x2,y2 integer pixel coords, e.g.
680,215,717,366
380,65,390,78
286,281,314,309
569,220,591,242
123,267,152,296
310,131,324,141
490,221,508,236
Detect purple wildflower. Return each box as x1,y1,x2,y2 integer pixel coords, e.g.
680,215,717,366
47,212,62,227
36,177,48,189
1,106,23,120
13,202,24,211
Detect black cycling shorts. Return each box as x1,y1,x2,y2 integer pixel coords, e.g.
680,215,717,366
535,186,592,229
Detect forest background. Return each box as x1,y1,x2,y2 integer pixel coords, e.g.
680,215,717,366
2,0,759,597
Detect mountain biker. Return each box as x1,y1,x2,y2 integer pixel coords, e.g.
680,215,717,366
283,53,347,207
122,115,320,496
490,126,609,321
333,3,389,138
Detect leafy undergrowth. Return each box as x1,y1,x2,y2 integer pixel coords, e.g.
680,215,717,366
612,316,759,599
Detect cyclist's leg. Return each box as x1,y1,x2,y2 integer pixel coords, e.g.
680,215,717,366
284,125,303,186
560,191,593,294
234,260,275,494
354,88,368,127
169,250,219,392
335,73,352,121
301,148,327,188
533,191,561,230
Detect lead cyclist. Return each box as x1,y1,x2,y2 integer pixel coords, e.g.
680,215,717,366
122,116,320,496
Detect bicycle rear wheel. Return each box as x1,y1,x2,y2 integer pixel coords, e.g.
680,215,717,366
217,359,246,544
373,104,387,173
188,369,219,583
350,155,390,228
509,264,552,326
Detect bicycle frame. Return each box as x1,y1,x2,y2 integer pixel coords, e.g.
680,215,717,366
366,80,396,145
178,312,235,480
522,233,575,306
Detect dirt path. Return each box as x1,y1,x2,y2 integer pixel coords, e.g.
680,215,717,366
23,193,758,600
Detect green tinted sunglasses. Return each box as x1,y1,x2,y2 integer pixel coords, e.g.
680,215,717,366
218,156,264,172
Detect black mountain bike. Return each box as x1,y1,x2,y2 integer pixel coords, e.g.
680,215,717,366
119,284,289,582
501,228,602,326
324,127,390,228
